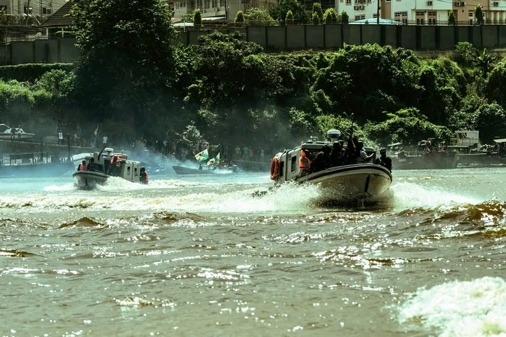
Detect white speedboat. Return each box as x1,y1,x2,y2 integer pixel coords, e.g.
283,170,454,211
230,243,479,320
270,130,392,203
0,123,35,140
73,147,148,190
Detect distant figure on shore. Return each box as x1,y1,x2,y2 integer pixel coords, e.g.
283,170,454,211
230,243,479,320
58,130,64,145
10,127,15,140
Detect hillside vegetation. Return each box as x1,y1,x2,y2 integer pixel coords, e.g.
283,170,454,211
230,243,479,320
1,0,506,158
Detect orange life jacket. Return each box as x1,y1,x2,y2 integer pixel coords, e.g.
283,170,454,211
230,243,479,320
299,150,311,170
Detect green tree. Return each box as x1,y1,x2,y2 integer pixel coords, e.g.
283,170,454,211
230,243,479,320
235,10,245,23
448,10,456,25
181,32,298,149
194,8,202,27
323,8,338,24
341,11,349,24
453,42,496,80
70,0,176,138
312,3,323,22
364,108,453,146
311,44,420,122
485,60,506,107
312,11,320,24
475,5,484,25
474,103,506,143
270,0,307,24
416,58,466,124
243,8,278,26
285,10,294,24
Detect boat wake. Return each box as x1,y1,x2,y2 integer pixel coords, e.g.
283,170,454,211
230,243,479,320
397,277,506,337
390,181,480,210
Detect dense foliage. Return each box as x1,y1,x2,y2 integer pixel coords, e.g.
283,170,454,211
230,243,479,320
1,0,506,159
69,0,176,142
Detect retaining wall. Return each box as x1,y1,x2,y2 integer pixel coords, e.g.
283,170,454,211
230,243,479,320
2,25,506,65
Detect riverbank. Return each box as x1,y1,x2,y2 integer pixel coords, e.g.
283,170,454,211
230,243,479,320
0,138,95,163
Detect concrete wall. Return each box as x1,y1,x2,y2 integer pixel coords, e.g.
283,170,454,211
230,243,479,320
439,26,456,50
306,25,325,49
324,25,341,49
4,24,506,65
286,25,305,50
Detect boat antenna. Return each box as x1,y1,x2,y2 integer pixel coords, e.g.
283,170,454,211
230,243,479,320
348,112,355,138
98,145,107,157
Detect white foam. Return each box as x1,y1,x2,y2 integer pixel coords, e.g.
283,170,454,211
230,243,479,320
397,277,506,337
390,181,480,210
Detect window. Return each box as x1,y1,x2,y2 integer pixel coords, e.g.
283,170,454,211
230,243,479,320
291,156,297,173
428,11,436,24
394,11,408,23
42,6,52,14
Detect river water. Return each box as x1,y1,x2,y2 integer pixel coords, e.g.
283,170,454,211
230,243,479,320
0,167,505,337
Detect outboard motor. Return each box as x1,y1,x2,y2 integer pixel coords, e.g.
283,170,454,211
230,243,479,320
326,129,342,142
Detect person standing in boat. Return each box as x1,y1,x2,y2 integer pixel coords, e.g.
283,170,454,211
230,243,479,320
329,141,343,167
310,145,331,172
77,160,87,171
356,141,374,163
299,149,312,176
375,148,392,172
87,158,96,171
140,167,149,184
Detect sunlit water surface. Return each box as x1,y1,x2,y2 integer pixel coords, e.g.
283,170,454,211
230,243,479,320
0,167,505,337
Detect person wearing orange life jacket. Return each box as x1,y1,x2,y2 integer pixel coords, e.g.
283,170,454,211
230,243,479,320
299,149,312,176
77,160,87,171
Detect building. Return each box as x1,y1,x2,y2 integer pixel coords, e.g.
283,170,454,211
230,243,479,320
335,0,506,24
0,0,69,16
171,0,276,23
389,0,452,25
336,0,381,22
451,0,506,24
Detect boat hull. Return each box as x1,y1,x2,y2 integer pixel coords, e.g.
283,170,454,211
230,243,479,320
296,164,392,201
73,171,108,190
